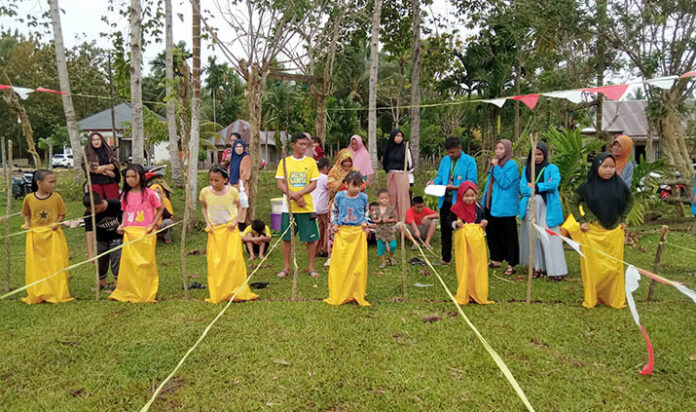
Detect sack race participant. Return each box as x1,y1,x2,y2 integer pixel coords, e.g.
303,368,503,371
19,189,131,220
21,170,72,304
325,171,371,306
566,153,633,309
449,181,493,305
108,164,164,303
201,166,257,303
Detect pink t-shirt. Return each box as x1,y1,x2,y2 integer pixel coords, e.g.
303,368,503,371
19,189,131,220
121,188,162,227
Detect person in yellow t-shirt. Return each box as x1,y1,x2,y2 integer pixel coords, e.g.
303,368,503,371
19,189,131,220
21,169,72,304
241,219,272,260
275,133,321,278
200,165,240,229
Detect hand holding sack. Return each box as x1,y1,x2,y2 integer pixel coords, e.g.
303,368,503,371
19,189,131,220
205,223,258,304
108,226,159,303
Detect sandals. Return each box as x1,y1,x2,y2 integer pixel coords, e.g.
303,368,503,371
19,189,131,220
276,270,289,278
379,262,387,269
504,266,516,275
389,257,397,266
309,271,320,278
488,262,502,269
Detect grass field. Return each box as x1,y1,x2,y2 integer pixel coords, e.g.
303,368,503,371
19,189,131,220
1,168,696,411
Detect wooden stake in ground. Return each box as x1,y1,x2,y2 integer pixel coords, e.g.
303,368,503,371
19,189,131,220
82,149,101,300
526,134,537,304
280,145,299,301
4,140,11,292
401,142,410,300
646,225,669,302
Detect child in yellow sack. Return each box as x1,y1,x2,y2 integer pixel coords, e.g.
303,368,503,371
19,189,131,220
324,171,372,306
108,164,164,303
21,169,73,304
449,181,494,305
200,165,258,303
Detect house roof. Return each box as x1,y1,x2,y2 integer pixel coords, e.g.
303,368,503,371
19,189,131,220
581,100,649,139
78,103,165,131
215,119,287,147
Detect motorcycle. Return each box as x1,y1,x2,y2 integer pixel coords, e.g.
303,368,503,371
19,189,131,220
12,170,33,199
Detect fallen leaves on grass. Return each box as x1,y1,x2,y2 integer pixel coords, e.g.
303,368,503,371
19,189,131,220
187,249,206,256
273,359,291,366
423,314,441,323
158,377,187,396
69,388,86,397
530,338,549,349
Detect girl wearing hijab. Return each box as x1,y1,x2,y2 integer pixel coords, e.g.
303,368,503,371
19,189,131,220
482,139,520,275
567,153,633,308
348,135,374,188
611,135,634,187
382,129,412,220
518,142,568,280
83,132,120,200
449,181,493,305
223,136,251,225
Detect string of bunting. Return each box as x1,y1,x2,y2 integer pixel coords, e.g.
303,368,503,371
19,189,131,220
0,72,694,113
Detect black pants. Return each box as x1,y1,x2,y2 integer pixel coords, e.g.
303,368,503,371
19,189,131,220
485,212,519,266
440,199,453,263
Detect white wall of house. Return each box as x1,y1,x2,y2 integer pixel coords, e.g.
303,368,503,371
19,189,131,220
153,142,171,164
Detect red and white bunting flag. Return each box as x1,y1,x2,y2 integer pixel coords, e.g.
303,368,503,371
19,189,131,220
583,84,629,100
625,266,655,375
482,98,507,108
681,71,696,78
12,86,34,100
0,85,11,90
35,87,67,95
645,76,677,90
542,90,583,104
511,94,541,110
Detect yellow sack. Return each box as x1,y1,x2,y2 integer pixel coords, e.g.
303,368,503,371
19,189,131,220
22,226,73,304
324,225,370,306
562,215,625,309
108,226,159,303
453,223,494,305
205,223,258,303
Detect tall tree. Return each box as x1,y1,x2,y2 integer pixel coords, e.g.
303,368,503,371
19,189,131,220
409,0,421,167
188,0,201,211
48,0,82,176
368,0,382,171
130,0,145,164
164,0,182,186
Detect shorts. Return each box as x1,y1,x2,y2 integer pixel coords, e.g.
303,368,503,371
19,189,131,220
376,238,397,256
281,212,320,243
407,222,432,239
245,241,270,255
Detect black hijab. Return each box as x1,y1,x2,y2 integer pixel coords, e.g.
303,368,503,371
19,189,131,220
526,142,550,202
575,152,629,229
382,129,408,172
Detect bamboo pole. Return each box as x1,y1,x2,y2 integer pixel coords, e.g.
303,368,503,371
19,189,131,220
281,145,298,301
4,139,11,292
401,142,409,300
180,194,190,300
82,149,101,300
526,135,537,304
646,225,669,302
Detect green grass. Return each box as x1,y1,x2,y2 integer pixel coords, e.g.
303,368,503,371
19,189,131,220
1,168,696,411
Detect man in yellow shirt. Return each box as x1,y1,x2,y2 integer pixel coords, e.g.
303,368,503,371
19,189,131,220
275,133,320,278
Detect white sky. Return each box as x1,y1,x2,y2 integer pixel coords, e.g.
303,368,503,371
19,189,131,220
0,0,458,79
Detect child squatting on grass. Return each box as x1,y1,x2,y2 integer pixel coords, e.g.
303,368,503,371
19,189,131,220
21,169,72,304
241,219,272,261
372,189,399,268
200,165,257,303
108,164,164,303
324,171,373,306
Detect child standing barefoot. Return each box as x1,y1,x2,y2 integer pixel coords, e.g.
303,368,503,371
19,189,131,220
21,169,72,304
108,164,164,303
449,181,493,305
200,165,258,303
373,189,398,268
324,171,372,306
568,153,633,308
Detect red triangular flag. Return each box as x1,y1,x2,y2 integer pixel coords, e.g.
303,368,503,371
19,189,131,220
511,94,541,110
681,71,696,78
583,84,629,100
0,85,11,90
35,87,67,95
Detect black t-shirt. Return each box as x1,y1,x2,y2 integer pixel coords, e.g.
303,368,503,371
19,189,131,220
84,199,122,241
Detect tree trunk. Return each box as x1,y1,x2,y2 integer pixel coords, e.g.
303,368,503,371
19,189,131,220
130,0,145,165
187,0,201,216
246,64,266,221
165,0,182,186
314,90,328,145
646,117,655,162
409,0,421,168
48,0,82,178
595,0,607,142
658,88,694,194
367,0,382,173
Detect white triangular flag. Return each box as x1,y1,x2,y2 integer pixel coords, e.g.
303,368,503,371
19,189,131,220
542,90,583,104
482,98,507,108
12,86,34,100
625,266,642,326
645,76,677,90
533,223,551,245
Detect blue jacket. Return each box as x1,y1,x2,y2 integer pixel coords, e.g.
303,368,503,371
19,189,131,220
519,164,564,227
433,153,477,209
691,175,696,216
482,160,519,217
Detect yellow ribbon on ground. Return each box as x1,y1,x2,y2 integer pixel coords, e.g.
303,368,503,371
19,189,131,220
205,223,258,304
108,226,159,303
324,225,370,306
453,223,494,305
413,242,535,412
22,226,73,304
561,216,626,309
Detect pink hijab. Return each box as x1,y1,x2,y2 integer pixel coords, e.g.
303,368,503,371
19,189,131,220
349,135,374,176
